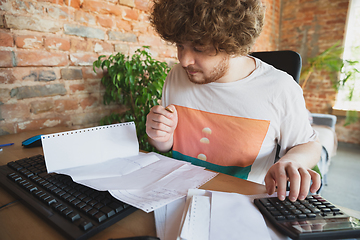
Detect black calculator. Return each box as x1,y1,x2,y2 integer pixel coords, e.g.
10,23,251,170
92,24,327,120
254,195,360,239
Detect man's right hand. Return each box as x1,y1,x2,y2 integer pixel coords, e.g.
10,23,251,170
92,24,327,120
146,105,178,152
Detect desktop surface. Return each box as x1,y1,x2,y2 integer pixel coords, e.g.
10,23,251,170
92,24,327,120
0,127,268,240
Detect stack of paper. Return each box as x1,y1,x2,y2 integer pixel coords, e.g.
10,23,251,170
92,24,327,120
155,189,273,240
41,122,218,212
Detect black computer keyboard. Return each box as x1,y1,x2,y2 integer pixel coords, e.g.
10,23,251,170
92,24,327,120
0,154,137,240
254,195,360,239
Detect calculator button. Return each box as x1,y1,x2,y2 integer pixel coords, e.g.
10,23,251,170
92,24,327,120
321,208,331,212
260,198,272,207
286,215,296,220
311,208,321,213
271,210,282,216
267,206,276,211
301,209,312,214
287,205,296,210
275,215,286,221
292,209,302,215
282,210,291,215
297,214,307,219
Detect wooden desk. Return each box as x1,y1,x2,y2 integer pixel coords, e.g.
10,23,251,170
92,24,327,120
0,127,267,240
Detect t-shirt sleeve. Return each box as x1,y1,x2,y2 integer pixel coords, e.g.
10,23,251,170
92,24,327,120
277,83,318,158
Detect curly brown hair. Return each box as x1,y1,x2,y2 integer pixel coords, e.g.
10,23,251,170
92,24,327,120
150,0,265,56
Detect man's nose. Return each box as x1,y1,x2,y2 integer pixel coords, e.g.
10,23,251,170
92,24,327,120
178,49,195,68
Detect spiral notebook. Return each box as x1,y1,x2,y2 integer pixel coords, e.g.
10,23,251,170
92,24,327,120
41,122,218,212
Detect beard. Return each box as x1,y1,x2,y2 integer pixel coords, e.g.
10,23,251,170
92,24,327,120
184,56,229,84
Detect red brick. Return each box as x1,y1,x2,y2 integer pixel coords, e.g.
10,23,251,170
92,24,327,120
0,30,13,47
132,21,149,33
1,103,30,121
82,0,123,16
15,35,43,49
75,10,97,25
70,39,93,52
135,0,150,12
45,37,70,51
0,69,16,84
69,53,98,66
82,67,104,79
93,41,114,53
96,15,114,28
30,100,55,114
123,8,139,21
15,50,68,67
119,0,135,8
138,34,163,47
0,51,14,67
64,0,81,9
116,19,132,32
80,95,98,109
47,5,74,20
69,83,86,93
55,98,79,112
85,79,103,92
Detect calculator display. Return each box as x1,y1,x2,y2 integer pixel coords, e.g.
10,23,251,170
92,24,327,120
286,217,360,233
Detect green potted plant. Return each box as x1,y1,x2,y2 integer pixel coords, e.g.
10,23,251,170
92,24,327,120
300,42,359,125
93,46,171,152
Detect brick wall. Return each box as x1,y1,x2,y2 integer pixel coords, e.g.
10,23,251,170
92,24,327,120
0,0,358,145
279,0,360,145
0,0,177,135
0,0,277,136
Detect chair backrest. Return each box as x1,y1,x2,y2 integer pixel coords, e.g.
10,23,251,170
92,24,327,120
250,50,302,83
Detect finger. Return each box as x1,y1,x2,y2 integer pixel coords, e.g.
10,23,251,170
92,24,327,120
298,168,311,200
275,165,288,201
152,105,175,119
308,169,321,193
148,110,174,129
287,166,301,202
264,173,276,196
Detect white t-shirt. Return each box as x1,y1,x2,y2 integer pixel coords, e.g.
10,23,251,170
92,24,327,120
161,57,317,184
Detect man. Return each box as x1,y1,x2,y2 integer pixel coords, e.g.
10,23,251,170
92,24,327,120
146,0,322,202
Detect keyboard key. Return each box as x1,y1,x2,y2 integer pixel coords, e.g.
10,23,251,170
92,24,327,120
100,206,115,218
45,197,57,206
67,212,80,222
88,209,99,216
79,219,94,231
62,208,73,216
94,212,107,223
108,202,124,213
82,205,93,213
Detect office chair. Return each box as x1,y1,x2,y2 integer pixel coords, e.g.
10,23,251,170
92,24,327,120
249,50,335,194
250,50,302,83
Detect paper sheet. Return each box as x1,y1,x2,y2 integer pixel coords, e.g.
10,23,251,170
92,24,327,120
156,190,274,240
42,122,139,172
210,191,271,240
72,155,189,191
110,164,217,213
41,123,218,213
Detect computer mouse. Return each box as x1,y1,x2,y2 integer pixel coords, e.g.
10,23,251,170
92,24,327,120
22,135,42,148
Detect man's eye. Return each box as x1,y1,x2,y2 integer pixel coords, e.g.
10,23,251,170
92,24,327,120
176,44,184,50
194,47,204,53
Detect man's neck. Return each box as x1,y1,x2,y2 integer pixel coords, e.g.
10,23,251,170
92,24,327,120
216,56,256,83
